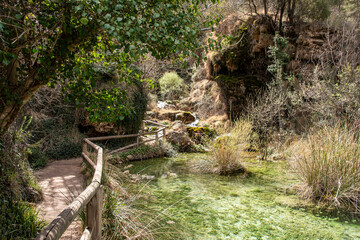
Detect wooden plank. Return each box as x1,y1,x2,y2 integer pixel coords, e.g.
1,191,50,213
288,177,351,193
82,152,96,169
84,139,100,150
108,138,158,155
141,121,145,133
108,142,139,155
87,132,154,142
162,128,166,141
86,186,103,240
144,120,167,128
82,141,88,155
80,229,91,240
92,148,103,183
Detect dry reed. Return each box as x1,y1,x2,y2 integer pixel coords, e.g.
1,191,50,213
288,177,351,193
293,124,360,212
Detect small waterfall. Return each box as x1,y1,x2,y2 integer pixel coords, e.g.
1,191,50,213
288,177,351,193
157,101,167,109
187,114,199,127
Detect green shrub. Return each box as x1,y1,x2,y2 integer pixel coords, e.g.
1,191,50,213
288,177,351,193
293,124,360,210
211,119,251,175
45,139,82,160
28,148,49,169
0,117,42,201
102,163,175,239
0,198,45,239
159,72,187,100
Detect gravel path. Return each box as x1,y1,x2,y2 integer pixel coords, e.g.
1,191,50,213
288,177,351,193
36,158,84,240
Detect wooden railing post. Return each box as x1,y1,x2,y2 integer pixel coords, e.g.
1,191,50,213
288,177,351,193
142,120,145,133
136,135,139,147
82,141,87,155
162,128,166,141
86,185,103,240
155,131,159,143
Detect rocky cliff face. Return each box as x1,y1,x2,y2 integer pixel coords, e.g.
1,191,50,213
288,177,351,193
205,14,330,119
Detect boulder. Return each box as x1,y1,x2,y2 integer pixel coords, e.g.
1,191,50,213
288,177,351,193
165,131,195,152
175,112,196,124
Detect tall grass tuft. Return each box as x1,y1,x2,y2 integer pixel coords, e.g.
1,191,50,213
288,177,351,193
0,198,45,238
102,163,178,239
293,124,360,211
210,119,252,175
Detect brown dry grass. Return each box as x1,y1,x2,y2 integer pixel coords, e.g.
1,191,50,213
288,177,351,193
292,124,360,212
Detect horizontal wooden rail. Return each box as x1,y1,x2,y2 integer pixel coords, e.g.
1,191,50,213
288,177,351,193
143,119,168,128
82,152,96,169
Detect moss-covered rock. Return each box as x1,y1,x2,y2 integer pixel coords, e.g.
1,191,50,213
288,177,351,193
187,126,215,143
175,112,196,124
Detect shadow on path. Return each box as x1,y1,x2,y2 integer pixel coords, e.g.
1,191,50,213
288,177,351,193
36,158,83,240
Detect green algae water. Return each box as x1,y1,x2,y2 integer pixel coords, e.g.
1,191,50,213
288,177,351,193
126,153,360,239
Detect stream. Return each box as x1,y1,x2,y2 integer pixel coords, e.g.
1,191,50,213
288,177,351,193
125,153,360,239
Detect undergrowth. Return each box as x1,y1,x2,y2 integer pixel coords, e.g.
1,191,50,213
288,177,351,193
0,198,45,239
211,119,252,175
102,162,178,239
191,119,252,175
292,124,360,212
0,118,45,239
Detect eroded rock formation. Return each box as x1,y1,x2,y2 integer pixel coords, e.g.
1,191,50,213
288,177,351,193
205,14,330,118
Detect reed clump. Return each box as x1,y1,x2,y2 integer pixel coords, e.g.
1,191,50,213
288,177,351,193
210,119,252,175
293,124,360,212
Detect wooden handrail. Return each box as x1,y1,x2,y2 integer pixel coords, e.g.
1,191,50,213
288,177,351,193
36,146,103,240
143,119,168,128
36,120,167,240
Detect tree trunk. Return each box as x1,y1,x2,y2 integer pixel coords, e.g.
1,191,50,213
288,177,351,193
287,0,296,25
0,71,42,136
263,0,268,16
279,0,286,33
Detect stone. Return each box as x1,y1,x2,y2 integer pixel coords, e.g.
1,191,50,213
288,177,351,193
175,112,196,124
165,130,195,152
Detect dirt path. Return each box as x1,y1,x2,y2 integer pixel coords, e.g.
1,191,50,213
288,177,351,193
36,158,84,240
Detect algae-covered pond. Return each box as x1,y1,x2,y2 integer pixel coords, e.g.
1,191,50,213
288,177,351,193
125,153,360,239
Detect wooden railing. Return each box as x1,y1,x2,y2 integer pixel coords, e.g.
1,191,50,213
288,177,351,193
36,120,167,240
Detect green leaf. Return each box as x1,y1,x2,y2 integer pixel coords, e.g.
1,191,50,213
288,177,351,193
80,18,89,25
2,57,10,66
74,5,83,12
15,14,22,20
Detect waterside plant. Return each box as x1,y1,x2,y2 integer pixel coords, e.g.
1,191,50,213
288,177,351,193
293,124,360,212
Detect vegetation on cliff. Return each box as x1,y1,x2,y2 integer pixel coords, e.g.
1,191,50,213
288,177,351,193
1,0,360,238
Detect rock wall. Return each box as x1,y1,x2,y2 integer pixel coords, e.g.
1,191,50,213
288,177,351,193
205,14,330,119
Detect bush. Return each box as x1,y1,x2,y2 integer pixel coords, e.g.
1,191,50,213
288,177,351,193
159,72,187,100
45,139,82,160
0,117,41,201
102,163,176,239
293,124,360,211
210,119,251,175
28,148,49,169
0,118,45,239
0,198,45,239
